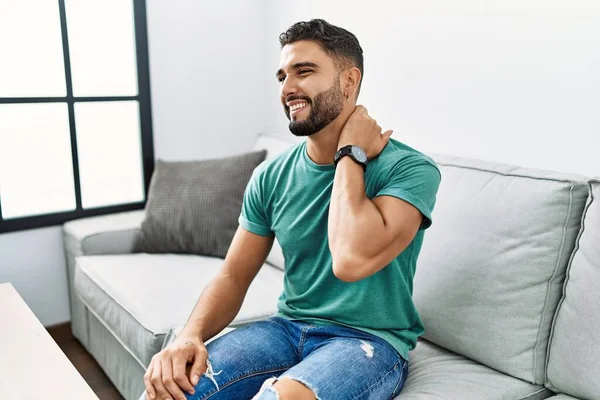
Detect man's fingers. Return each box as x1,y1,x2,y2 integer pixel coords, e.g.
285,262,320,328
189,347,208,386
150,362,170,400
143,364,156,399
160,358,187,400
172,355,195,395
353,105,367,115
381,129,394,143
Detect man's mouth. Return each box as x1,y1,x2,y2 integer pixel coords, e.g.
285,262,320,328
288,101,309,118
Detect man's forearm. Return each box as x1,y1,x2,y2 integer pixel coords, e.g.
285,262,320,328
179,271,247,342
328,157,392,269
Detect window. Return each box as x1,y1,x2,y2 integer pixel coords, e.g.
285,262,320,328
0,0,154,233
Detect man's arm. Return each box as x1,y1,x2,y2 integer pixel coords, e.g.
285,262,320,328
179,226,274,341
144,226,273,400
328,157,423,282
328,105,428,282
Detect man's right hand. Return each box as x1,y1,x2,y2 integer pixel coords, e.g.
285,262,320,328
143,334,208,400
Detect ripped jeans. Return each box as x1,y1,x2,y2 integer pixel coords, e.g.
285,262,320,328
181,316,408,399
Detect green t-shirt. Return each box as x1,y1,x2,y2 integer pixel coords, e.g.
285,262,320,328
238,138,441,360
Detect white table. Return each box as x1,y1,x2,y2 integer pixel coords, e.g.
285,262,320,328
0,282,99,399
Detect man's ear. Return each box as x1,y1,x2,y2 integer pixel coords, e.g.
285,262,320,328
344,67,362,100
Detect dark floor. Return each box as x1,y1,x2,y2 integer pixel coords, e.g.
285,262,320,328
48,323,125,400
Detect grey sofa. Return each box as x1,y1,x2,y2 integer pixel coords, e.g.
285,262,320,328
63,133,600,400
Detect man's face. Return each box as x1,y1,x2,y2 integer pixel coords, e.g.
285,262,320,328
276,40,345,137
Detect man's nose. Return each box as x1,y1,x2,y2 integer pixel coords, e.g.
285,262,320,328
280,76,297,99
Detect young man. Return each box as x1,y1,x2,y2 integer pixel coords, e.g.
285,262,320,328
143,19,440,400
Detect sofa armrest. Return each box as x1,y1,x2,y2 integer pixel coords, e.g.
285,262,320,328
63,210,146,257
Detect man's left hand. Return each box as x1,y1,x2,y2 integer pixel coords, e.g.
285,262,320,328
338,105,393,160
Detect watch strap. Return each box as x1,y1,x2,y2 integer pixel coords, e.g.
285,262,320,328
334,145,367,171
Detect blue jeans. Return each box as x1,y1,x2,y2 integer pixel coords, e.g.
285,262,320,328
180,316,408,399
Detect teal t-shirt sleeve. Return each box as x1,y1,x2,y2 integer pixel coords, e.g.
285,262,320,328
375,158,441,230
238,168,274,237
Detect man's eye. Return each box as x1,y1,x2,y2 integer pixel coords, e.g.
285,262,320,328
298,70,311,75
277,76,285,83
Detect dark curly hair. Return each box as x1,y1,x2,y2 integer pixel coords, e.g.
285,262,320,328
279,19,364,94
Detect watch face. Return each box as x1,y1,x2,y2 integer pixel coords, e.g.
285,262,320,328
351,146,367,163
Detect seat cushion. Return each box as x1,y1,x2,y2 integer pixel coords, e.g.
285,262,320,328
396,340,552,400
413,155,589,384
546,179,600,399
74,253,283,367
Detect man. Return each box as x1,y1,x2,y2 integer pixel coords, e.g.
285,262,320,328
143,19,440,400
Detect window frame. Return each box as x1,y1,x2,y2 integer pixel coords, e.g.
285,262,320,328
0,0,154,234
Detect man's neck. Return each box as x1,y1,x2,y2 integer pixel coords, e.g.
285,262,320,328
305,105,354,165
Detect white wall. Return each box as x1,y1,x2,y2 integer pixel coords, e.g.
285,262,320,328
264,0,600,177
147,0,268,161
0,0,268,327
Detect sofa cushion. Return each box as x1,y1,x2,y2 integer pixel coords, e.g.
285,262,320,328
546,179,600,399
413,154,589,384
74,254,283,367
396,339,552,400
133,150,266,258
253,133,301,161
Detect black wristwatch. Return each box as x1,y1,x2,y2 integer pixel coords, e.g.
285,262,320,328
333,145,368,171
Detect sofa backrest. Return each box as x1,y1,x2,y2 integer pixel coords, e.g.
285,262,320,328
253,133,300,270
254,133,301,160
412,154,589,385
545,179,600,399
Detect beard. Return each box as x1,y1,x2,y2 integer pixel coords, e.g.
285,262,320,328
285,77,345,137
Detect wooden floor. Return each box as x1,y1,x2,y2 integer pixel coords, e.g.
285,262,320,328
48,323,125,400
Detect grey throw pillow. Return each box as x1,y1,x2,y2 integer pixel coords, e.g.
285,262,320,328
133,149,267,258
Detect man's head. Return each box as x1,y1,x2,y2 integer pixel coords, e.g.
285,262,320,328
276,19,363,137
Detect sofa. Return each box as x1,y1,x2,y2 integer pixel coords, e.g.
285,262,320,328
62,133,600,400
